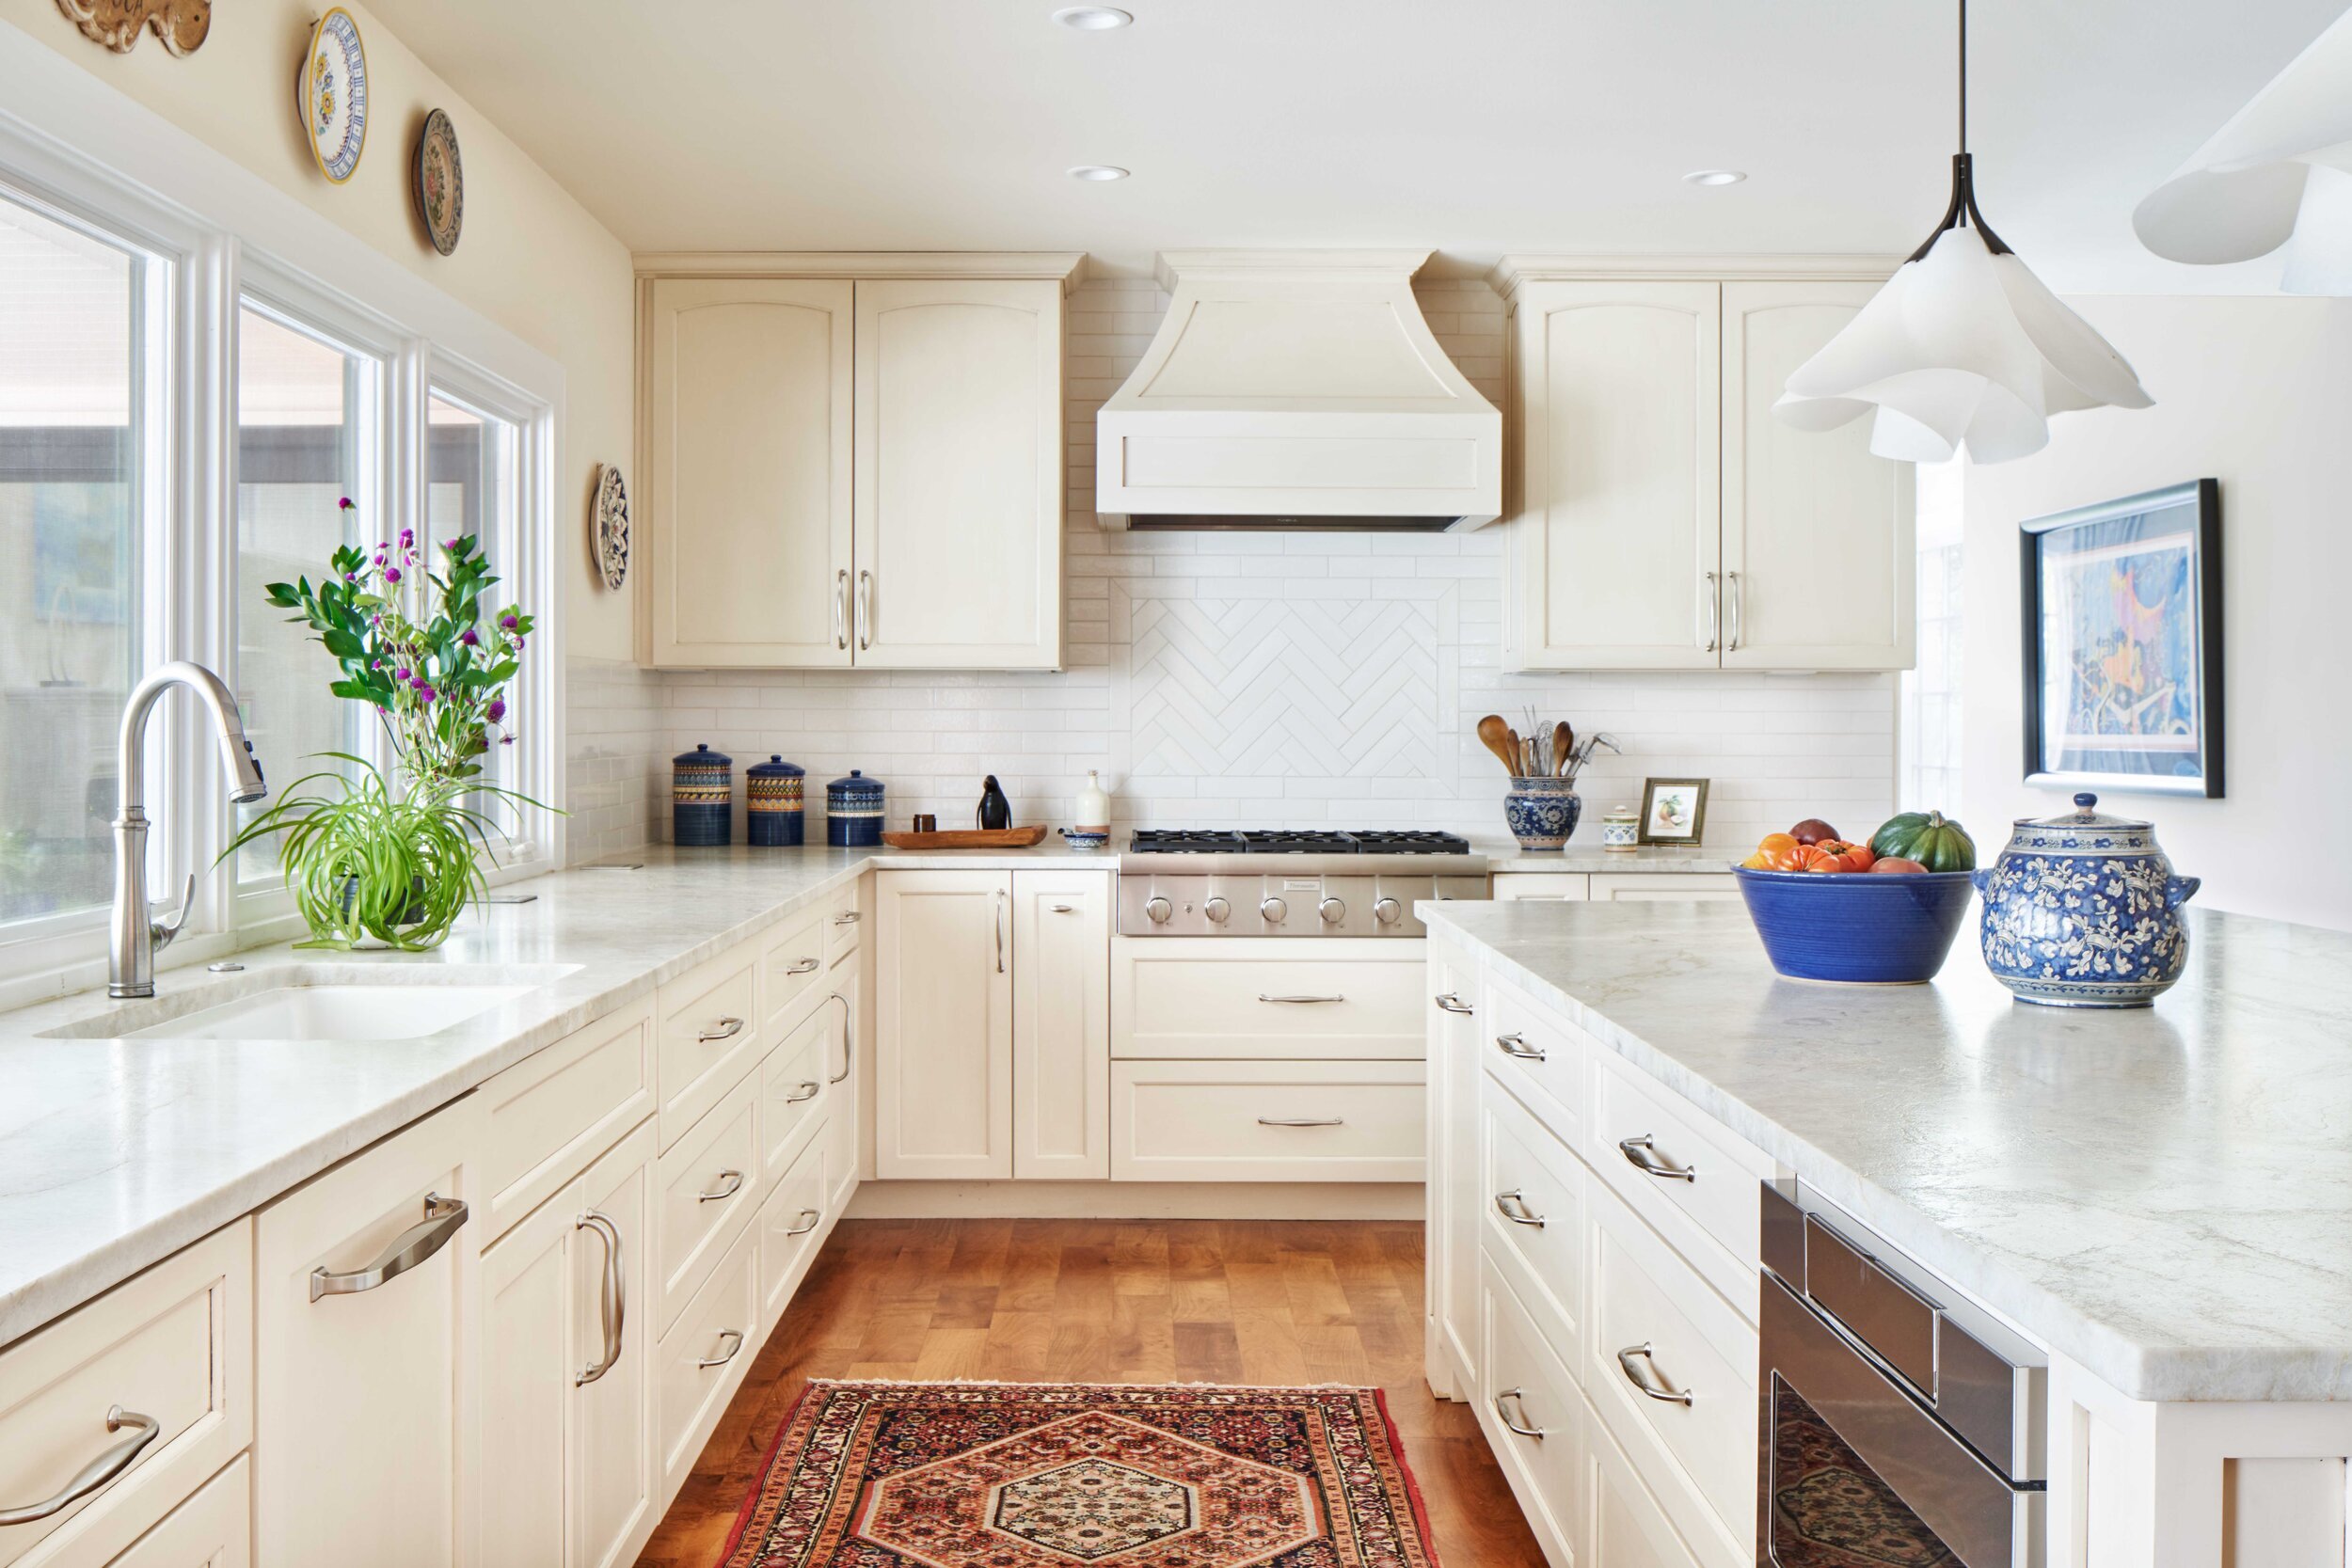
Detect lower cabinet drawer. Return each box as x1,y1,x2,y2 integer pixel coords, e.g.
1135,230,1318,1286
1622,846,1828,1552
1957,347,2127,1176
1586,1179,1757,1558
1109,1060,1424,1181
101,1452,248,1568
761,906,829,1035
655,1072,763,1337
1588,1407,1738,1568
1113,942,1425,1060
1481,1076,1586,1372
1476,1253,1585,1568
758,1132,830,1329
657,1221,759,1495
479,995,656,1242
655,944,762,1151
1480,974,1586,1149
0,1224,250,1568
759,1008,830,1180
1591,1047,1771,1322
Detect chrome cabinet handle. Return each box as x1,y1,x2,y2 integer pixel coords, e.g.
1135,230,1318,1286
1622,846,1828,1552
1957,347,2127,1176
1493,1189,1547,1228
696,1329,744,1370
1257,1117,1344,1127
826,990,853,1085
697,1169,744,1204
697,1016,745,1044
833,911,861,926
574,1212,626,1387
310,1193,469,1303
1049,903,1075,913
1492,1387,1546,1439
1259,993,1344,1005
784,957,819,976
1616,1341,1694,1405
786,1207,821,1236
1617,1134,1697,1182
784,1080,820,1104
994,887,1007,974
832,569,848,651
1495,1031,1546,1061
856,569,872,651
1726,570,1743,652
1702,570,1721,654
1434,992,1473,1016
0,1405,159,1525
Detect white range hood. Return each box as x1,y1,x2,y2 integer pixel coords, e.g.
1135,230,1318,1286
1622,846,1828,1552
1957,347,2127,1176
1094,250,1502,531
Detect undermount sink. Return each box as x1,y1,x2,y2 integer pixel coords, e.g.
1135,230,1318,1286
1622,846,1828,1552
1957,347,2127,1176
40,965,580,1042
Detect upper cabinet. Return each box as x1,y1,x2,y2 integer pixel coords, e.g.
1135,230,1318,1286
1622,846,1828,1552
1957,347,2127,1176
638,255,1084,672
1497,263,1915,673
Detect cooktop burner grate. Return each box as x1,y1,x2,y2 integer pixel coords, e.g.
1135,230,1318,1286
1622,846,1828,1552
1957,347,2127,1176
1125,829,1471,855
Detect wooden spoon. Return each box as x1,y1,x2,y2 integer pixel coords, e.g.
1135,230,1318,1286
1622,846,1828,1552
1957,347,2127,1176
1552,721,1574,775
1476,714,1518,775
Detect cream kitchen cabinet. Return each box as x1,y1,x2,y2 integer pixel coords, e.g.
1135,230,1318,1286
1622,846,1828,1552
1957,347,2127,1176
1009,869,1111,1180
1422,933,1483,1402
874,870,1014,1180
637,257,1083,673
1495,261,1914,673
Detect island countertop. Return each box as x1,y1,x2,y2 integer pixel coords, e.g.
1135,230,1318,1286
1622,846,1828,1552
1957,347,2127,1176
1418,898,2352,1403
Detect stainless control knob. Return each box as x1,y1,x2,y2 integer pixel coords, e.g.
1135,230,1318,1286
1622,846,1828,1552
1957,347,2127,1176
1375,896,1403,926
1318,896,1345,925
1144,895,1173,925
1259,895,1288,924
1203,896,1231,925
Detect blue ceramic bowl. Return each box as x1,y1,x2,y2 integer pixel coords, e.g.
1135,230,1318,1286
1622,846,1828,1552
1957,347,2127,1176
1059,829,1109,851
1734,868,1976,985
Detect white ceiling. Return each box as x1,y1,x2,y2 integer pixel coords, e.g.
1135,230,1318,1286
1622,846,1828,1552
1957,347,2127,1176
369,0,2346,293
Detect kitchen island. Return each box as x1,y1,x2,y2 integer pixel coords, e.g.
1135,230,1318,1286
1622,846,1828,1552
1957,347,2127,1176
1422,896,2352,1568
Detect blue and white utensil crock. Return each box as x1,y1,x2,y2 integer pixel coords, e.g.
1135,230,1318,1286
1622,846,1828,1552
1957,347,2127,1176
671,744,732,847
1972,792,2201,1008
1503,777,1581,850
826,769,884,848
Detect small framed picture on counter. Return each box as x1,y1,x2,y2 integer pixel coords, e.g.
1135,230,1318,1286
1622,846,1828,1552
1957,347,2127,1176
1637,778,1709,845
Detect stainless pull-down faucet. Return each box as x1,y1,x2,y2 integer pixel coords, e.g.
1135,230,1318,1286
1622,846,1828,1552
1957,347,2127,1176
110,661,268,999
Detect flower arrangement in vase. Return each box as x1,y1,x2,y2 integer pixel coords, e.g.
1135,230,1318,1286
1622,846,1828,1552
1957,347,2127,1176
224,500,551,949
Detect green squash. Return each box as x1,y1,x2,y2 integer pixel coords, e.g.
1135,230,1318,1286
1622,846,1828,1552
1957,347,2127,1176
1869,811,1977,872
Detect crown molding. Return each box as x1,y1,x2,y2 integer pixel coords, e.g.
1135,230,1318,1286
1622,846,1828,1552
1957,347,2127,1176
1488,252,1904,295
634,251,1089,293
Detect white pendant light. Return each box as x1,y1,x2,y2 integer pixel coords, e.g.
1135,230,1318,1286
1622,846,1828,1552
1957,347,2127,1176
2134,8,2352,293
1774,0,2152,465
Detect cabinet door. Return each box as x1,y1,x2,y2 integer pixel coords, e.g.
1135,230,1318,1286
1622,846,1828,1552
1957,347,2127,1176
875,870,1014,1179
254,1098,479,1568
1507,280,1722,671
823,948,863,1215
570,1125,659,1568
646,277,853,668
1010,869,1111,1180
852,279,1064,671
1588,873,1739,904
103,1453,248,1568
1721,281,1915,671
1423,934,1483,1402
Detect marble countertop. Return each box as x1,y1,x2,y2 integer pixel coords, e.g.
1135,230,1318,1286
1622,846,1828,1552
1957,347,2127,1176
1420,898,2352,1402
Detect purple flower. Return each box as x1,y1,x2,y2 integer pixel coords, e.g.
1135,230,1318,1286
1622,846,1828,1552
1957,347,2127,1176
342,571,356,582
383,568,401,584
373,552,386,567
443,538,460,553
339,497,355,511
398,528,414,547
499,612,519,630
418,686,437,705
501,735,515,746
485,698,507,723
460,628,479,646
393,667,411,683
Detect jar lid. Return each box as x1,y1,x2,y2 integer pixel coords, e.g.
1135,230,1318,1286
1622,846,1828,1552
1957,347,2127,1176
2021,791,2150,832
828,768,883,795
673,743,731,768
747,754,803,778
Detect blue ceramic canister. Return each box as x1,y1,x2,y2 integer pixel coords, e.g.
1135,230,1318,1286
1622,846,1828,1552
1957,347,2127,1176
1973,792,2201,1008
1503,777,1581,850
826,769,884,848
746,755,805,847
672,744,733,847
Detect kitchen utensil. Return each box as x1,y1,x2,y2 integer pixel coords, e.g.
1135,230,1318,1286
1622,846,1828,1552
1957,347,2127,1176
1505,726,1523,776
1973,793,2201,1007
1551,722,1573,777
881,826,1049,849
1476,715,1518,774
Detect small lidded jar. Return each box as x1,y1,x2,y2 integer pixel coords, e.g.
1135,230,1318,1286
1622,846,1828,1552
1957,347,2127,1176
826,769,884,847
672,744,734,847
745,755,805,847
1600,804,1640,852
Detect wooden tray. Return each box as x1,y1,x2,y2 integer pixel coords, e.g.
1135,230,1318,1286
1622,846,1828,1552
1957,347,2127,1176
881,825,1049,849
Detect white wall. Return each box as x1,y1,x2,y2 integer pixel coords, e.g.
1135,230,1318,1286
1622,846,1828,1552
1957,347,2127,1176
654,277,1898,852
1961,294,2352,930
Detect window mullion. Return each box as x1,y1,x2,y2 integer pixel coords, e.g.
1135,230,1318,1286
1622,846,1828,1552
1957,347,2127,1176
170,231,235,933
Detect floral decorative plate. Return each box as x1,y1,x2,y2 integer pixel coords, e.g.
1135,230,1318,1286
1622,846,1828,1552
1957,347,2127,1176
413,108,463,255
592,465,630,591
298,8,368,184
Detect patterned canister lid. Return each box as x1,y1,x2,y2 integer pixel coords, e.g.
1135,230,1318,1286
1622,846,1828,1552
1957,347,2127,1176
2019,791,2149,832
673,743,732,770
746,754,804,780
828,769,883,797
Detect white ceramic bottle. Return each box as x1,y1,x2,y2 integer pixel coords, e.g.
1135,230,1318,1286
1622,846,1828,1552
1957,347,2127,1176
1075,770,1111,843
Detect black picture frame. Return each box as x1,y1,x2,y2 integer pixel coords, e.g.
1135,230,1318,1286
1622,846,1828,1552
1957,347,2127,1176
2019,478,2223,799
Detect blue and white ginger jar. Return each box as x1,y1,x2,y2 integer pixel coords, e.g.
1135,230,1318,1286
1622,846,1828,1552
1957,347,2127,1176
1972,793,2201,1008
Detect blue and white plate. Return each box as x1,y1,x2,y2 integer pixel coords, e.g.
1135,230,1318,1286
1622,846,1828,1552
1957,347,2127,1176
300,8,369,184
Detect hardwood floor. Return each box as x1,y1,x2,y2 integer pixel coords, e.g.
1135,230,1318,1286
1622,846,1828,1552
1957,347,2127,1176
635,1217,1546,1567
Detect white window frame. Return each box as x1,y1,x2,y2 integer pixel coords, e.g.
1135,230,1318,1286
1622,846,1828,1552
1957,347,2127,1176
0,33,565,1004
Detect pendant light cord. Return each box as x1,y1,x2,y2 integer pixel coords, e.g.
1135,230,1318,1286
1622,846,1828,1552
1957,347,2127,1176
1907,0,2010,260
1958,0,1968,155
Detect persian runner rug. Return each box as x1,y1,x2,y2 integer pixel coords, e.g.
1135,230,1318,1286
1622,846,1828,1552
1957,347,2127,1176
717,1380,1444,1568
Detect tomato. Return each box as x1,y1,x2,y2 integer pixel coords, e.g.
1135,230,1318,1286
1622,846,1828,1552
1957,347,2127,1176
1755,832,1805,871
1801,841,1877,873
1869,856,1930,874
1740,851,1772,870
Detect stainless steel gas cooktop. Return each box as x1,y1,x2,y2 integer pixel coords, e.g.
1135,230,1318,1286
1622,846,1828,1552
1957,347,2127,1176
1117,829,1488,938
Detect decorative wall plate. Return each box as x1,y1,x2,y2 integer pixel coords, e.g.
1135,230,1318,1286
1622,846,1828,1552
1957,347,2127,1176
413,109,464,256
56,0,209,55
298,8,370,185
592,464,630,591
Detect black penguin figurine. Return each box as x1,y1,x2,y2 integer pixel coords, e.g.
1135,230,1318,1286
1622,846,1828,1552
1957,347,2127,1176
977,775,1012,831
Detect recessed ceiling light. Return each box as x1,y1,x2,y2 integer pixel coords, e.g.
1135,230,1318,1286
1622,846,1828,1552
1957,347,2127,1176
1053,6,1133,28
1067,165,1130,182
1684,169,1748,187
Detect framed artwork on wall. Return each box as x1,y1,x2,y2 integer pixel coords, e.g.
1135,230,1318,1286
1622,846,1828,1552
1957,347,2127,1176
2019,478,2223,798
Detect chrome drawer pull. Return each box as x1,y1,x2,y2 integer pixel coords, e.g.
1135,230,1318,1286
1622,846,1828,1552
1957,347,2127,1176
1493,1189,1547,1228
784,957,819,976
574,1212,626,1387
0,1406,158,1525
786,1207,822,1236
1050,903,1075,912
1494,1032,1546,1061
826,990,853,1085
310,1193,469,1303
696,1329,744,1370
1259,993,1344,1005
1434,992,1473,1015
784,1081,821,1104
1492,1387,1546,1439
697,1169,744,1204
697,1016,745,1043
1257,1117,1343,1127
1615,1341,1694,1405
1617,1134,1697,1182
834,911,861,926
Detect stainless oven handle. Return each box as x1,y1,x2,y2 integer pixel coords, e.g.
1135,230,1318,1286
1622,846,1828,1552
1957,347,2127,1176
1615,1341,1693,1405
1491,1387,1546,1439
